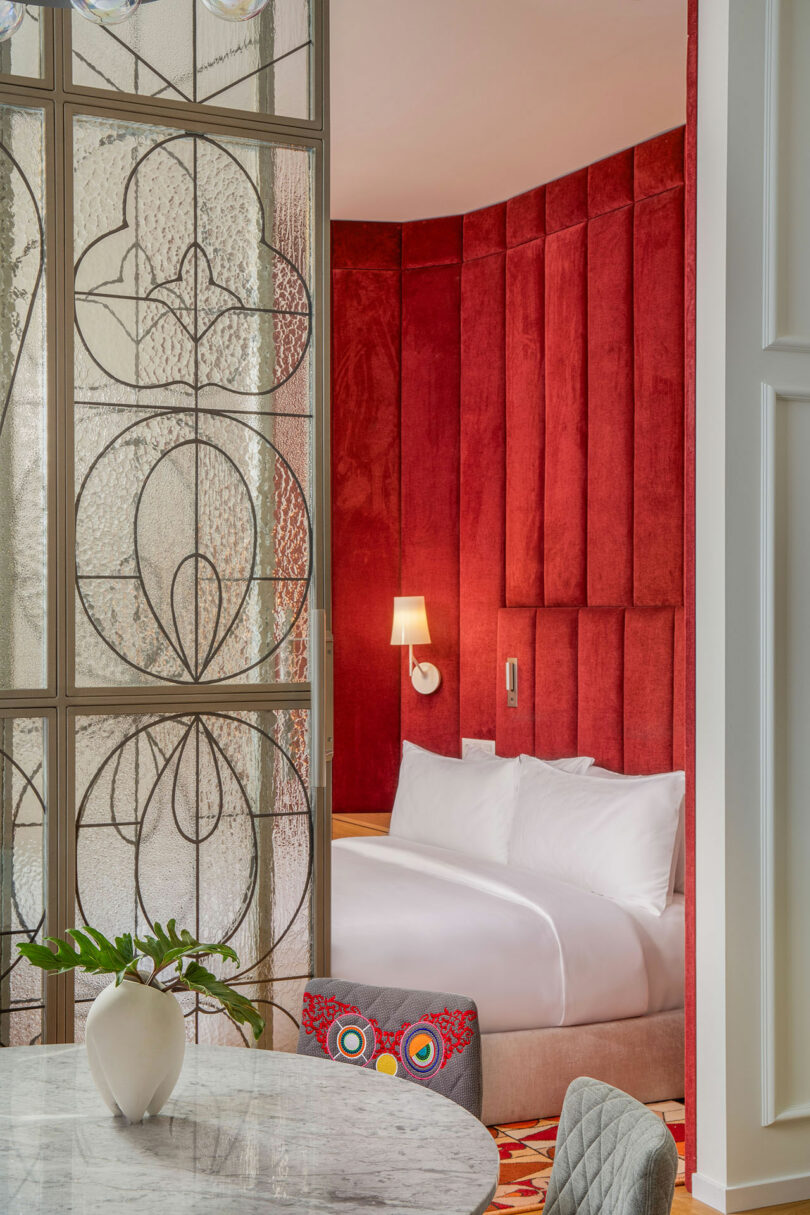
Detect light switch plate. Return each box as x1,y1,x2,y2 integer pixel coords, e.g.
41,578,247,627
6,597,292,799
505,657,518,707
461,738,496,758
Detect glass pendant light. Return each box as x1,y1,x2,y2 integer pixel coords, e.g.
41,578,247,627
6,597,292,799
200,0,270,21
71,0,141,25
0,1,23,41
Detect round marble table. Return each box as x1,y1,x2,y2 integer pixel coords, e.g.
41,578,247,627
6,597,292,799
0,1044,498,1215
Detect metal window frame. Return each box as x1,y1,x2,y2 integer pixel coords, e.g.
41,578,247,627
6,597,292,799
0,2,331,1044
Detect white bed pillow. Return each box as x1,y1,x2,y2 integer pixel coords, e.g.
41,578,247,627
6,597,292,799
509,756,684,915
464,743,595,775
390,741,519,863
589,765,686,894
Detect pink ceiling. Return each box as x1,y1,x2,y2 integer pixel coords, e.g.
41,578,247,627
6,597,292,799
330,0,687,221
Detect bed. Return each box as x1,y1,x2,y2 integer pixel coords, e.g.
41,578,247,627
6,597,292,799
331,605,685,1123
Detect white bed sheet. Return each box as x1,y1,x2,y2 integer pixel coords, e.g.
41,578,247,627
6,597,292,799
620,893,685,1015
331,836,684,1035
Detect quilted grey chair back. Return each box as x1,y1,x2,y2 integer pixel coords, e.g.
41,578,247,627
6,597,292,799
544,1077,678,1215
297,978,482,1118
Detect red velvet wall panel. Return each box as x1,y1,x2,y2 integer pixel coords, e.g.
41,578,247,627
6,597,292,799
544,222,588,605
684,0,698,1185
587,205,634,605
496,606,682,774
331,127,687,807
624,607,677,774
546,167,588,233
332,220,401,270
588,149,634,218
635,128,685,199
460,252,506,740
400,261,462,756
463,202,506,260
331,263,401,811
578,607,625,771
535,608,579,757
506,185,545,248
673,606,686,771
402,216,463,268
505,237,545,606
634,186,685,605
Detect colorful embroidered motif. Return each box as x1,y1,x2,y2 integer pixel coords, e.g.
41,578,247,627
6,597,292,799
301,992,477,1074
329,1013,375,1064
400,1022,444,1078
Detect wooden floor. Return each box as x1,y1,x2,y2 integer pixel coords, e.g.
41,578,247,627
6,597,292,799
672,1197,810,1215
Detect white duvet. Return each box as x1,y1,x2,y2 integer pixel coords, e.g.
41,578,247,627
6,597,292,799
331,836,684,1035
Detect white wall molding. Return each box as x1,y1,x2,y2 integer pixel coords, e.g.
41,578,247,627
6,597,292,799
760,385,810,1126
759,383,776,1127
761,0,781,350
762,0,810,351
693,1170,810,1214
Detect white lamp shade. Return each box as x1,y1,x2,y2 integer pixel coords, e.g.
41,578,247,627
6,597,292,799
390,596,431,646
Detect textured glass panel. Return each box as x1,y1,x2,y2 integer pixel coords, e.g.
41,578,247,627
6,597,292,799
0,6,43,81
0,105,47,691
71,0,312,120
72,115,313,687
0,717,47,1047
73,709,312,1047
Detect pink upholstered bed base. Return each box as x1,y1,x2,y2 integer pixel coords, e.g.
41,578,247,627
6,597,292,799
481,1009,684,1125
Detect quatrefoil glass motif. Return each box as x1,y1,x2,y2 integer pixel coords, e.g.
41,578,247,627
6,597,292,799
73,129,313,686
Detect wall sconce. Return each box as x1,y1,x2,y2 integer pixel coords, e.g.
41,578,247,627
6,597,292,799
390,596,441,695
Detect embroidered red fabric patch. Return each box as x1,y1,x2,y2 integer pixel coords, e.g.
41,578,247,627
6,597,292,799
301,991,477,1070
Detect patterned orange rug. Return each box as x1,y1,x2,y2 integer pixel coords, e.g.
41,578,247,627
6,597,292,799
486,1100,686,1213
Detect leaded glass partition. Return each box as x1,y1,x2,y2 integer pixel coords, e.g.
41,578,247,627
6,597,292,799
0,8,46,84
0,715,49,1047
69,0,315,122
70,115,314,690
0,7,329,1051
0,102,48,693
73,707,311,1049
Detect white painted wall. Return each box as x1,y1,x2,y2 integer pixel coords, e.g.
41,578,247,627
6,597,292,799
695,1,810,1209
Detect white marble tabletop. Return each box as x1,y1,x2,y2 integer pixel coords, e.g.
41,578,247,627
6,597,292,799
0,1043,499,1215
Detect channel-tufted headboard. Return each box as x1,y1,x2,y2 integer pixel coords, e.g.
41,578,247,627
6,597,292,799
496,606,684,774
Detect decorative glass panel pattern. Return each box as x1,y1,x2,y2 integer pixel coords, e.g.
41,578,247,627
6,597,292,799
0,6,43,81
71,0,312,121
0,104,47,692
73,708,312,1049
0,717,47,1047
72,115,313,687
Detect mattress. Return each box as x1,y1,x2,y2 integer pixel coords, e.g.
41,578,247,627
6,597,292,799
331,836,684,1035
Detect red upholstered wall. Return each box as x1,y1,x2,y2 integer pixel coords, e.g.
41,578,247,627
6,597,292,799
331,128,687,814
684,0,698,1187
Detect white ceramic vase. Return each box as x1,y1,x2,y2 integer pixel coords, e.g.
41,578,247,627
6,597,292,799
85,978,186,1123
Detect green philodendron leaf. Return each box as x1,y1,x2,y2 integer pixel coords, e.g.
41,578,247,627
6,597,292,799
17,923,265,1039
17,929,136,979
179,960,265,1041
163,919,240,967
134,920,239,982
68,928,134,975
16,940,76,973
